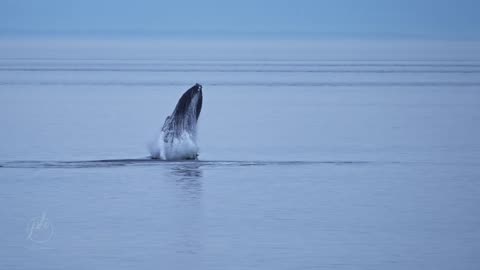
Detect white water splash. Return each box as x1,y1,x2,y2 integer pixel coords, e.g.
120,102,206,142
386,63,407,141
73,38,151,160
149,131,199,160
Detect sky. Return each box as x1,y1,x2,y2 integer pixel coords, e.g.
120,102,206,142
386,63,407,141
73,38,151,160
0,0,479,40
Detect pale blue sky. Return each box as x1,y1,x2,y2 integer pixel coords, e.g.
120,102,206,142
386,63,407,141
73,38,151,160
1,0,479,39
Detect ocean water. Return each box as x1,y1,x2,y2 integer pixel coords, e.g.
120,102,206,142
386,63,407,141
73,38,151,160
1,39,480,269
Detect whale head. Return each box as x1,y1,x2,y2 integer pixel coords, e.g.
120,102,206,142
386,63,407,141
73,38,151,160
162,83,202,138
150,83,203,160
170,83,203,125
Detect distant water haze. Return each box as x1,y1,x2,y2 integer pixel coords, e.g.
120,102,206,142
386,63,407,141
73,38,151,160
2,38,480,60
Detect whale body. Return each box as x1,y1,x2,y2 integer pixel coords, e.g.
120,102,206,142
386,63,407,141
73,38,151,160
149,84,203,160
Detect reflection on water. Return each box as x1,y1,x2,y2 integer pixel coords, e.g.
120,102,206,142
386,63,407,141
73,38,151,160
168,162,203,258
169,162,203,200
171,162,203,179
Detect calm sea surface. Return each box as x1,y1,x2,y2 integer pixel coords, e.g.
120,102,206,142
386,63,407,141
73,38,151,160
1,40,480,269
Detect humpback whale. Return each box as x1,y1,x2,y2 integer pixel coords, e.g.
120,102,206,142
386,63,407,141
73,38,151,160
149,83,203,160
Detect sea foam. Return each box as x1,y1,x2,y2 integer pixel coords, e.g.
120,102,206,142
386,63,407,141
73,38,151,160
149,131,199,160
